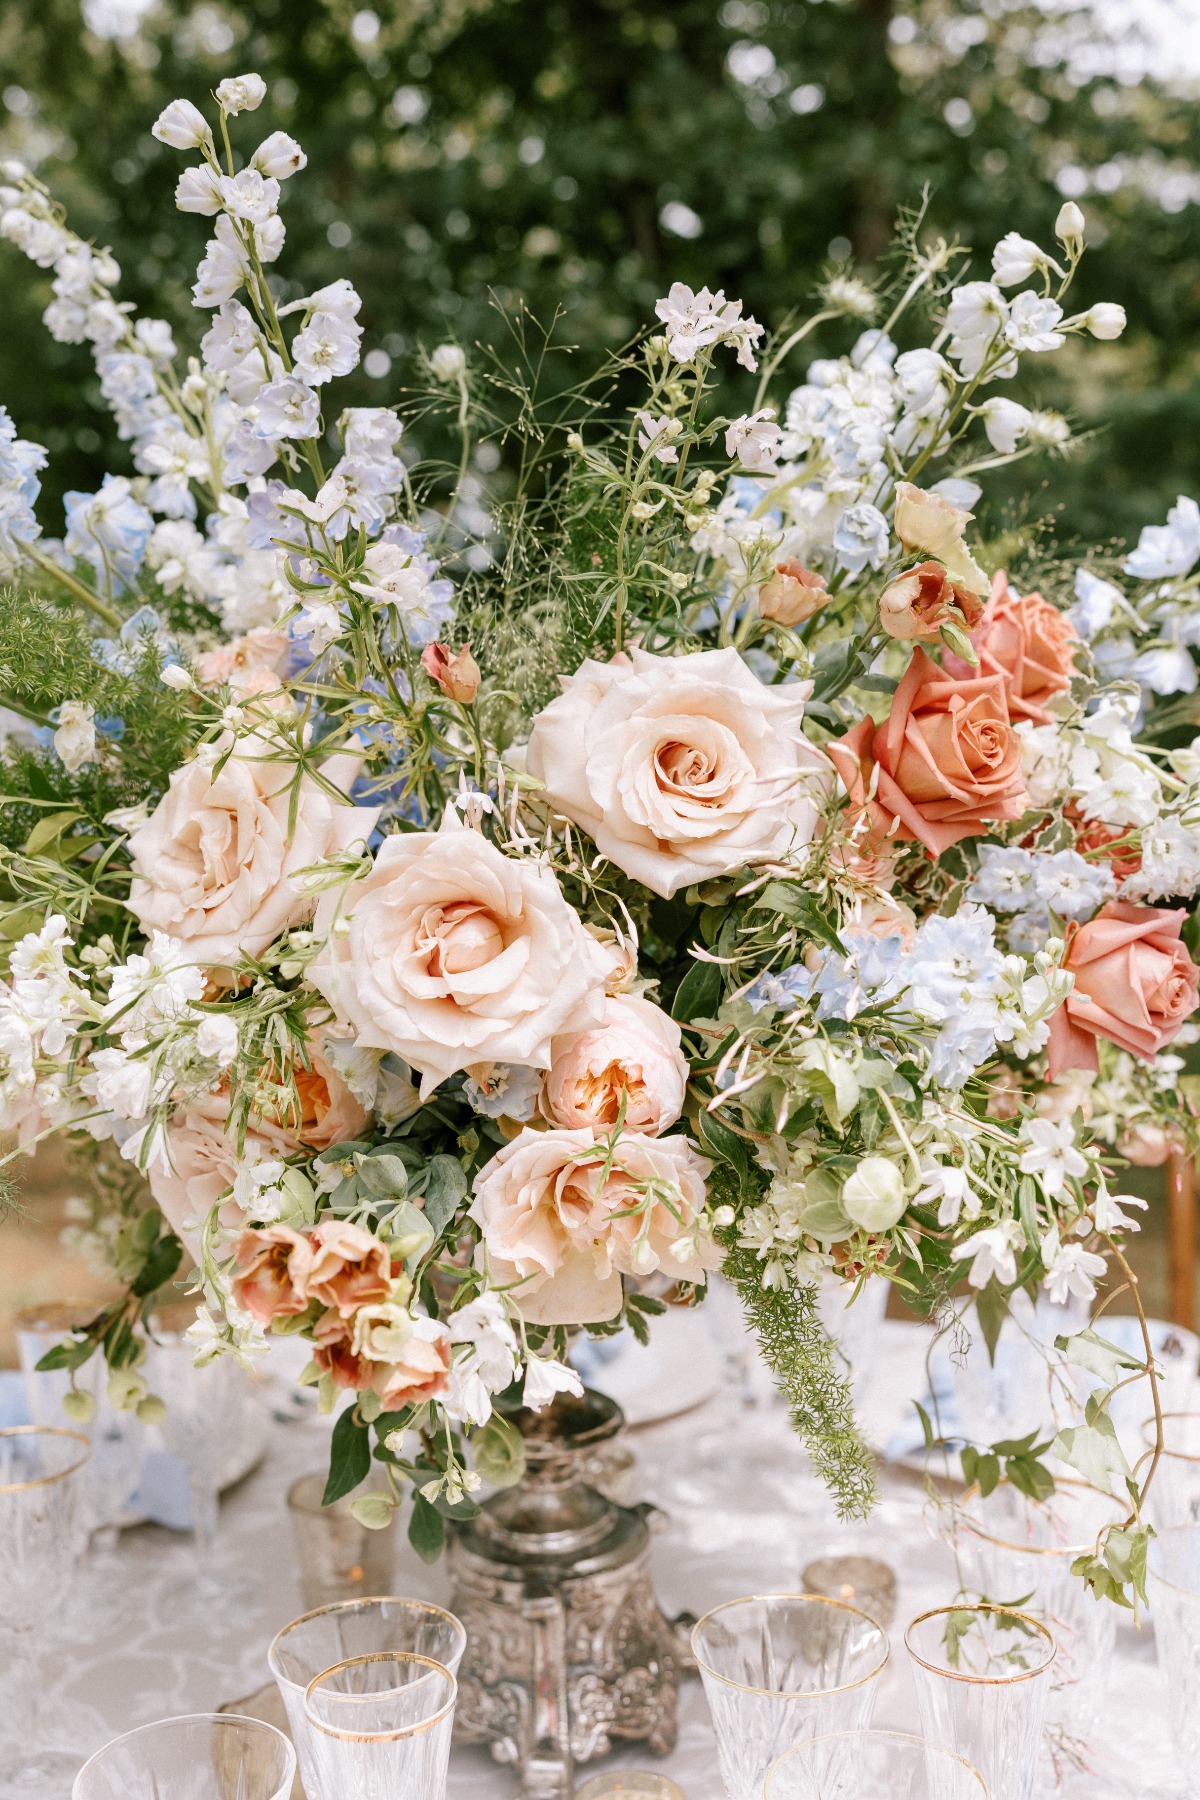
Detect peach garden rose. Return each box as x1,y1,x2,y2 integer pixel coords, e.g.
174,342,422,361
1047,900,1200,1077
525,646,829,900
470,1126,717,1325
945,570,1078,722
540,995,689,1136
310,812,611,1097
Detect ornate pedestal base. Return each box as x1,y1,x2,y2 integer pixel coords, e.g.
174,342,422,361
448,1390,692,1800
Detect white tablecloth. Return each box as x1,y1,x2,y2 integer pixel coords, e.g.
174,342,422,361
28,1320,1185,1798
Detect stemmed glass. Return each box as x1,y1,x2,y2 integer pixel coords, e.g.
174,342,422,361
71,1713,296,1798
303,1651,457,1800
268,1595,467,1799
145,1302,246,1598
0,1425,91,1797
1146,1523,1200,1793
17,1301,146,1557
692,1594,889,1800
905,1604,1055,1800
765,1728,988,1798
1140,1412,1200,1527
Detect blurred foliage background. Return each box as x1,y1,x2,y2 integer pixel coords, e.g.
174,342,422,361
1,0,1199,547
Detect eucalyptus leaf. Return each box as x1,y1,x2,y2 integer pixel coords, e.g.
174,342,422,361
472,1414,527,1489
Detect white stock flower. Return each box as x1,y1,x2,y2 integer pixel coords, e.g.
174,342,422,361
1085,303,1126,340
174,166,223,216
293,311,363,386
1069,568,1124,638
635,412,679,464
523,1354,584,1411
53,701,97,772
152,99,213,151
979,397,1031,454
430,344,467,381
195,1012,240,1065
255,377,321,440
216,75,267,115
1003,291,1064,354
217,170,280,226
832,502,889,574
252,133,307,180
296,601,344,654
1124,496,1200,581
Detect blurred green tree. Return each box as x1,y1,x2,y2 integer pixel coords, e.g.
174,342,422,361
0,0,1198,545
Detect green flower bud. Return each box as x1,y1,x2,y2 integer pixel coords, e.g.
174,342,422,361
841,1156,907,1232
61,1387,95,1425
107,1367,149,1412
135,1394,168,1426
349,1492,395,1531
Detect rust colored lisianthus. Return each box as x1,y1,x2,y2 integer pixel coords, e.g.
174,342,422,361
878,560,986,644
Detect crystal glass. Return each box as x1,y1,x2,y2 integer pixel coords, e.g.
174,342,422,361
17,1300,146,1553
146,1302,246,1596
0,1426,91,1797
573,1776,686,1799
943,1479,1119,1761
71,1712,296,1799
905,1605,1055,1800
1147,1522,1200,1795
287,1470,397,1609
302,1652,456,1800
951,1290,1088,1446
268,1594,466,1800
1140,1411,1200,1527
692,1594,889,1800
765,1729,988,1798
800,1554,897,1629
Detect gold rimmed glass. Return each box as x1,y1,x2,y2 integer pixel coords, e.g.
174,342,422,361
71,1712,296,1799
1146,1522,1200,1792
1140,1411,1200,1527
905,1605,1055,1800
0,1425,91,1797
17,1300,146,1553
286,1470,398,1609
941,1478,1120,1760
692,1593,889,1800
302,1651,457,1800
268,1595,466,1800
765,1728,989,1798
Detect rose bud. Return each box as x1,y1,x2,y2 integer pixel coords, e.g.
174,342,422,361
878,560,986,644
1117,1121,1174,1168
421,641,481,703
758,559,831,626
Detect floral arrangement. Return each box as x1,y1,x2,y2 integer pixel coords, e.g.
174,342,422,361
0,73,1195,1593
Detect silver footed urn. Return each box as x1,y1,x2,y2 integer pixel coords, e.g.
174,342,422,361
448,1387,692,1799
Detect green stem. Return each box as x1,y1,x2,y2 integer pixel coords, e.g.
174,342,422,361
25,547,121,630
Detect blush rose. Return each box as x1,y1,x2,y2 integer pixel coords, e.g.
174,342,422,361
540,995,689,1136
526,646,829,900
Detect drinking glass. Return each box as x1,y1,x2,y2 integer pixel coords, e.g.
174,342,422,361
765,1729,988,1798
1140,1412,1200,1527
905,1605,1055,1800
287,1470,397,1609
1147,1522,1200,1793
146,1303,246,1595
943,1479,1119,1756
71,1713,296,1799
17,1300,146,1553
691,1594,889,1800
0,1426,91,1797
303,1652,456,1800
268,1594,466,1799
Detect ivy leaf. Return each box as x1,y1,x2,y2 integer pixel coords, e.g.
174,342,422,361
1053,1413,1130,1490
407,1492,446,1563
1056,1329,1143,1387
671,957,722,1023
1006,1454,1056,1503
975,1451,1001,1497
323,1407,372,1505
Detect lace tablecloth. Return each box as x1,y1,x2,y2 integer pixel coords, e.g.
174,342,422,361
35,1320,1184,1798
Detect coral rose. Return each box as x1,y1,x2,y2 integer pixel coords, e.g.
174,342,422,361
470,1127,717,1326
311,1309,373,1391
255,1029,372,1152
230,1224,314,1324
945,571,1078,723
541,995,689,1136
828,646,1027,859
127,737,379,972
305,1219,394,1319
525,646,829,900
878,561,986,644
310,812,610,1098
1047,901,1200,1077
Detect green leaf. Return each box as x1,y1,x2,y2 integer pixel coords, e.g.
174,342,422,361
1052,1413,1130,1490
35,1335,97,1373
1103,1524,1151,1606
323,1406,372,1505
914,1400,935,1450
130,1231,182,1300
423,1155,468,1236
24,809,83,856
960,1445,979,1486
975,1451,1001,1497
355,1152,411,1201
695,1108,750,1180
974,1283,1008,1365
1056,1329,1143,1387
472,1414,527,1489
407,1492,446,1563
1006,1455,1056,1504
671,957,722,1023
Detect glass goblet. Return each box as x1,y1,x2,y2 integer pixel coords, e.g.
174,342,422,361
71,1712,295,1799
1140,1411,1200,1528
146,1304,247,1598
268,1595,466,1800
765,1728,988,1798
0,1426,91,1798
17,1300,146,1555
303,1652,457,1800
905,1604,1055,1800
1147,1522,1200,1795
692,1593,889,1800
287,1470,398,1610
